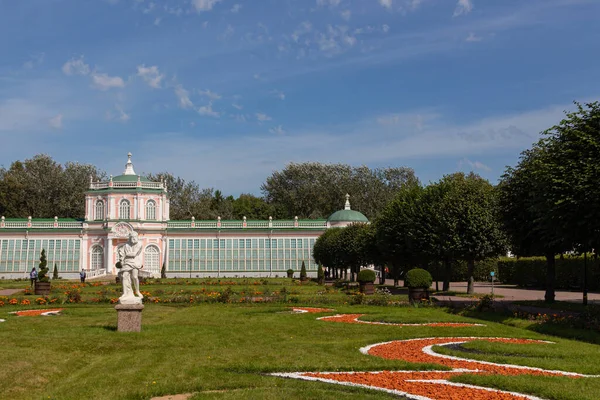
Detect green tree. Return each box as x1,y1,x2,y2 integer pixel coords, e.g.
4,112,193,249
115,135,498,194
38,249,49,283
375,183,426,286
436,173,507,294
261,162,417,219
52,264,59,280
499,145,571,302
313,228,344,279
232,194,274,220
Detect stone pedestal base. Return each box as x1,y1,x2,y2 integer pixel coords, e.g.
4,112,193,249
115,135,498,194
115,303,144,332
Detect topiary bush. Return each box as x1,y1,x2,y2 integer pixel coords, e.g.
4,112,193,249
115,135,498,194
287,268,294,278
300,262,307,279
317,265,324,284
357,269,376,283
52,264,59,280
38,249,50,283
405,268,432,288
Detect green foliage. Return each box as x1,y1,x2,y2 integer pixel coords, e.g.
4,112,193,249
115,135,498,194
286,268,294,278
404,268,432,288
317,265,324,284
52,264,59,280
0,154,105,218
357,269,376,283
300,262,307,278
498,255,600,290
37,249,49,283
260,162,418,219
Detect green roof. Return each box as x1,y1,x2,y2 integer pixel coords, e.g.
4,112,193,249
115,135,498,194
327,209,368,223
111,174,152,182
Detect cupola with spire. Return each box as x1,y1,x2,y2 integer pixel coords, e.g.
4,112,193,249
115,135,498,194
327,194,368,227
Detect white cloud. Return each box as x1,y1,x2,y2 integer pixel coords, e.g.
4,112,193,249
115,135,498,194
62,57,90,76
340,10,351,21
137,65,164,88
317,0,341,7
316,25,357,56
458,158,491,172
23,53,45,70
198,102,219,117
270,90,285,100
380,0,393,9
198,89,222,100
91,73,125,90
175,85,194,109
230,4,241,12
382,24,390,33
105,105,130,122
154,17,161,26
232,103,243,110
192,0,223,13
253,73,262,80
49,114,63,129
256,113,272,121
291,21,312,43
465,32,482,42
269,125,286,135
454,0,473,17
220,24,235,40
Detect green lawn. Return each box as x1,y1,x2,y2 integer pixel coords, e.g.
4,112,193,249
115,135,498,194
2,281,600,399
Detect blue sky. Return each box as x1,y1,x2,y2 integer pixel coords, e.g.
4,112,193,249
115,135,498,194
0,0,599,195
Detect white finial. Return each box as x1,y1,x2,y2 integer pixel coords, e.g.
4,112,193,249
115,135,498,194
344,193,351,210
123,152,136,175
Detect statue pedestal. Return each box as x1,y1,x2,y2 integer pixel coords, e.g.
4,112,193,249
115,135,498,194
115,303,144,332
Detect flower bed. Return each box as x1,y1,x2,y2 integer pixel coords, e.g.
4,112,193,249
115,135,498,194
12,309,63,317
317,314,484,327
276,337,592,400
276,311,594,399
291,307,335,313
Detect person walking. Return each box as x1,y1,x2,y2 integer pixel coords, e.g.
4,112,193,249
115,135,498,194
30,267,38,287
80,269,86,283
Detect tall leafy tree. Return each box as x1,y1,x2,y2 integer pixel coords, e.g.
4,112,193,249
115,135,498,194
499,145,571,302
436,173,507,294
375,183,426,286
261,162,417,219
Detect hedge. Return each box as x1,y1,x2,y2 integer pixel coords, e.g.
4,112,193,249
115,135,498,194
497,255,600,290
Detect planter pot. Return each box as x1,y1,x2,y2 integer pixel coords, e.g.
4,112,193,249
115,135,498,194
359,282,375,295
34,281,51,295
287,272,294,279
408,287,429,304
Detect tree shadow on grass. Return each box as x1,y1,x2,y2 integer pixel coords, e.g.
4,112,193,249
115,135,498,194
101,325,117,331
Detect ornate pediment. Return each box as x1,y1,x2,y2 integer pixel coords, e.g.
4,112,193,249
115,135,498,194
111,222,134,238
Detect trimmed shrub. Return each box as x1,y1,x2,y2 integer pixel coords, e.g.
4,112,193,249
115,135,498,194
286,268,294,278
52,264,59,280
405,268,432,288
357,269,376,283
317,265,324,284
498,255,600,290
38,249,49,283
300,262,307,279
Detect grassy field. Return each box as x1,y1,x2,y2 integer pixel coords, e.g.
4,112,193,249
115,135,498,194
2,279,600,399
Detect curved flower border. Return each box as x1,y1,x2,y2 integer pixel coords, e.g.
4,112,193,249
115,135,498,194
317,313,485,327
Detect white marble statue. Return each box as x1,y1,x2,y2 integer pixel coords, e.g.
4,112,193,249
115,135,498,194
117,232,144,304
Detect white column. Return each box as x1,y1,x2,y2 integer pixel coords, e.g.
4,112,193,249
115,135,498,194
134,196,138,220
106,237,113,274
81,238,88,271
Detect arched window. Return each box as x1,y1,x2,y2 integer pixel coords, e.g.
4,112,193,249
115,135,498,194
146,200,156,220
144,245,160,277
95,200,104,220
119,200,130,220
91,246,104,271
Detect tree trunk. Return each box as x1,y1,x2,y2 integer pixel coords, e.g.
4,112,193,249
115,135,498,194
443,259,451,291
544,252,556,303
583,252,588,306
466,258,475,294
393,263,399,287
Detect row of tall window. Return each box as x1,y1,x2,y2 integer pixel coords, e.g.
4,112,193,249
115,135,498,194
95,199,157,220
0,239,81,272
90,245,160,275
167,237,317,272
